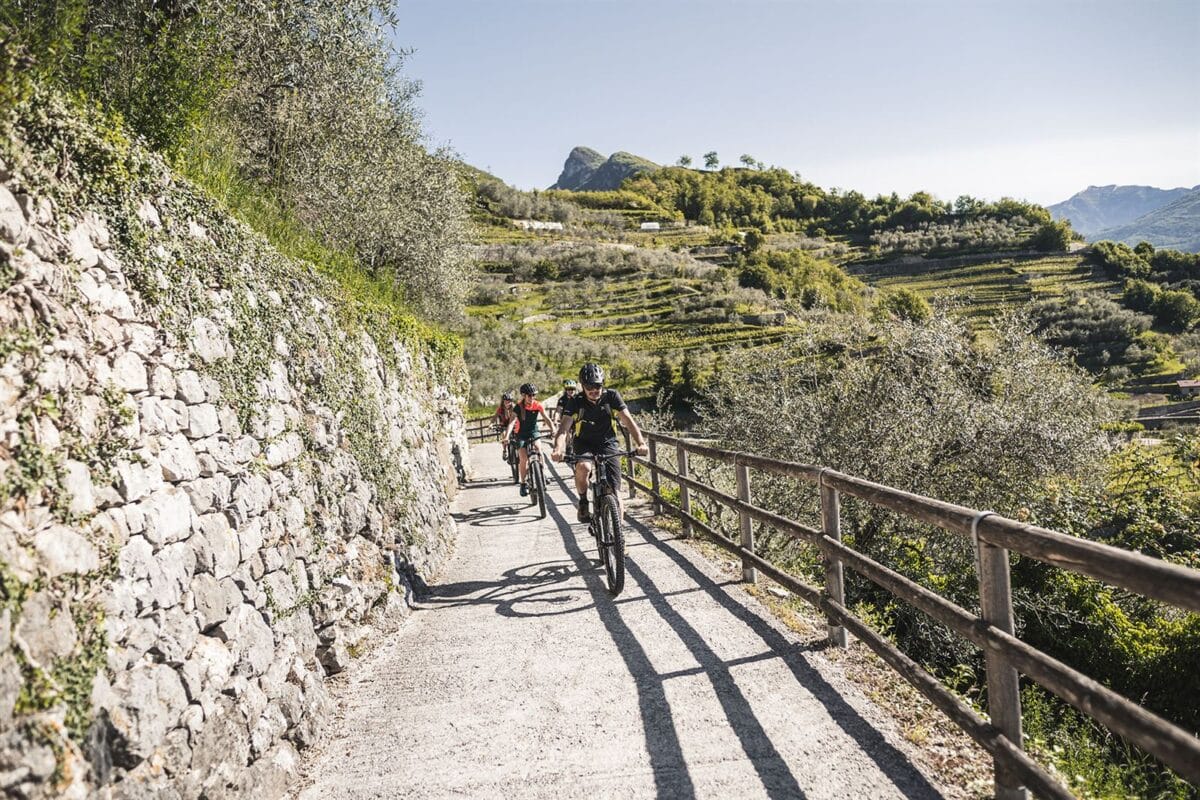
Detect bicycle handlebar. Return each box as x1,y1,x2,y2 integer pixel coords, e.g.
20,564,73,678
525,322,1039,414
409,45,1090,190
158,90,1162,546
563,450,637,464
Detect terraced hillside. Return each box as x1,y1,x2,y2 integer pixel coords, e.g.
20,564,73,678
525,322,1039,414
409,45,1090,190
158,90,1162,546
469,244,805,357
848,253,1119,324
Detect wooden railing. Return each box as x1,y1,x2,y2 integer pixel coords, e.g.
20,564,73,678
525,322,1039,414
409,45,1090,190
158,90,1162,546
620,430,1200,800
465,414,497,443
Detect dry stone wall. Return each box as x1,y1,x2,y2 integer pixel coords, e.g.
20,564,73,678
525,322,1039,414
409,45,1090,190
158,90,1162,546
0,92,468,798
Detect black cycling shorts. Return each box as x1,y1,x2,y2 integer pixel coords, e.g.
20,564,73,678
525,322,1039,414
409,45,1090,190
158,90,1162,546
575,441,622,495
514,435,542,451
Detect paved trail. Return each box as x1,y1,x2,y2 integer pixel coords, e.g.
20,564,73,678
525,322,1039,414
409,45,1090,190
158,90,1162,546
292,443,948,799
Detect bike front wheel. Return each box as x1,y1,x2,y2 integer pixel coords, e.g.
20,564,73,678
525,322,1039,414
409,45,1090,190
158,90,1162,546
598,495,624,595
534,461,547,518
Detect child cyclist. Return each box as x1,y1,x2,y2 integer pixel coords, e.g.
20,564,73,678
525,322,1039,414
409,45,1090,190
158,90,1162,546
501,383,555,496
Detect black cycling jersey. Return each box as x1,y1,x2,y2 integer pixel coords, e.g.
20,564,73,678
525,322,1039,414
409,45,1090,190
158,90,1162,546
562,389,626,449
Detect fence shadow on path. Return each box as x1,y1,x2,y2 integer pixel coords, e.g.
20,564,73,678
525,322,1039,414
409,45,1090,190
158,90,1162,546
539,459,944,800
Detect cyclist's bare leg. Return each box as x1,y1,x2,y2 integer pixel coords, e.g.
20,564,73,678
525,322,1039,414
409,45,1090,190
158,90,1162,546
518,446,529,483
574,461,590,498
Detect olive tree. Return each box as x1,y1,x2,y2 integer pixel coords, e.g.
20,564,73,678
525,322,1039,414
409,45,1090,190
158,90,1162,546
699,312,1115,666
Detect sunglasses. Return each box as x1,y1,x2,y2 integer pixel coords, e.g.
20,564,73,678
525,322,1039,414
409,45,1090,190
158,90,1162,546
583,383,602,391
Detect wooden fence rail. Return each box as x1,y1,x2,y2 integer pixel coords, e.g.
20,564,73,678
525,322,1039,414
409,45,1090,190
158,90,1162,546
465,414,497,443
623,430,1200,800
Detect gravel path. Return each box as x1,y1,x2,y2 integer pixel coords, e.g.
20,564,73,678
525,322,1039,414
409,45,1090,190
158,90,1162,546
291,443,949,799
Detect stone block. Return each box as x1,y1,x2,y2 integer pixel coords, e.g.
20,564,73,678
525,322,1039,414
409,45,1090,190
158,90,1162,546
60,459,96,516
214,604,274,678
158,433,201,482
190,317,228,364
264,432,302,468
150,606,199,666
148,363,176,398
141,486,194,547
112,351,148,393
33,525,99,578
182,474,231,515
180,635,235,700
248,702,288,760
0,185,26,243
175,370,205,404
13,591,77,668
66,221,100,267
186,403,220,439
105,663,189,764
190,573,238,632
192,513,239,580
116,457,162,502
139,396,186,436
136,198,161,229
189,698,250,796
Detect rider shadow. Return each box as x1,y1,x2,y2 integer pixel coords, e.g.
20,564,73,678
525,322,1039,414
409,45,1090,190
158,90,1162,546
539,460,943,800
421,560,587,610
452,503,541,527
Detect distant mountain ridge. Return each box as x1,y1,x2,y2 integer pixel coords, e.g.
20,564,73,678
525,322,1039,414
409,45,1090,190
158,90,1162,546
1048,184,1197,237
551,147,659,191
1094,190,1200,253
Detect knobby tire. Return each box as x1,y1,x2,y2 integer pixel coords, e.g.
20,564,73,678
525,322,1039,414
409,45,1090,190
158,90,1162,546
534,462,547,518
599,494,624,595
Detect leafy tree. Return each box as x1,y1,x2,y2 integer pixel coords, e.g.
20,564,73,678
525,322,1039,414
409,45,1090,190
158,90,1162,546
742,228,766,254
702,312,1113,662
1122,279,1160,313
1088,241,1150,279
3,0,474,319
1152,289,1200,331
676,154,692,168
874,287,932,322
703,151,719,170
1031,293,1156,375
652,357,675,408
1030,219,1073,252
954,195,986,217
739,154,757,168
677,353,701,415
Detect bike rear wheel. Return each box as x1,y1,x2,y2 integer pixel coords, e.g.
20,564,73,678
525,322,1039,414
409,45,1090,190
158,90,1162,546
598,494,624,595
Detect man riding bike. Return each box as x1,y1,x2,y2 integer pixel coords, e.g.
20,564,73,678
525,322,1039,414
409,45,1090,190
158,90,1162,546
551,363,648,522
502,383,555,496
553,379,578,423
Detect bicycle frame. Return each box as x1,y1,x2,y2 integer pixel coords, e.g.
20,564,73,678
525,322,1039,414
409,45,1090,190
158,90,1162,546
565,450,635,595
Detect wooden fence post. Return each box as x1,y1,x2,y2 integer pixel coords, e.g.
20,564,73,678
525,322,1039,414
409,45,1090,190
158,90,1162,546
976,521,1027,800
820,481,847,648
677,443,691,538
736,461,756,584
624,430,636,500
649,439,661,514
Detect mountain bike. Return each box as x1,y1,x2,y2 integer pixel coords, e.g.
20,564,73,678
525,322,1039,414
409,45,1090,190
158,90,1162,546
507,438,520,484
523,435,548,519
565,450,635,596
496,424,519,484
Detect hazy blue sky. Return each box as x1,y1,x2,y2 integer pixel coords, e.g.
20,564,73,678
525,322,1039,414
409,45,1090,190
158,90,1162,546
395,0,1200,205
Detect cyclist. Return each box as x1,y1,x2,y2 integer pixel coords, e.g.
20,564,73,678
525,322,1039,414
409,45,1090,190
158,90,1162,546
501,383,555,496
493,391,518,464
551,363,648,522
553,378,579,423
